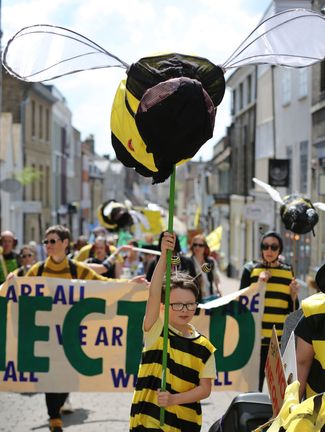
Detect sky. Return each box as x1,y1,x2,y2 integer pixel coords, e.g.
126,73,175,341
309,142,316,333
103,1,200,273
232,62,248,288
1,0,271,160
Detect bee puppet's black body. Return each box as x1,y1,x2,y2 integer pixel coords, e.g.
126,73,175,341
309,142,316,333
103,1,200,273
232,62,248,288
280,194,319,234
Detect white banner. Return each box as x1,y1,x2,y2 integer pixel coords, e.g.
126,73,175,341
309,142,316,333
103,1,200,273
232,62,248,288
0,277,263,392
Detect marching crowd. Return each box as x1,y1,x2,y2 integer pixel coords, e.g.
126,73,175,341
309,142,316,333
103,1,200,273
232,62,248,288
0,225,222,431
0,225,324,431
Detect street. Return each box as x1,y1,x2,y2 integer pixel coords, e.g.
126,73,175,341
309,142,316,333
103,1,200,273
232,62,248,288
0,273,242,432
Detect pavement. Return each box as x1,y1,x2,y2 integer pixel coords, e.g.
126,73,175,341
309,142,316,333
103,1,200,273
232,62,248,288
0,272,241,432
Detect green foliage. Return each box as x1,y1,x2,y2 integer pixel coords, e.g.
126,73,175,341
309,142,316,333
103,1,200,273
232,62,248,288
14,166,43,186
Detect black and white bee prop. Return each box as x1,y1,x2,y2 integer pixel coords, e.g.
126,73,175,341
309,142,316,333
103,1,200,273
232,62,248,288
253,178,325,235
97,200,134,231
171,256,181,266
2,9,325,184
192,262,212,282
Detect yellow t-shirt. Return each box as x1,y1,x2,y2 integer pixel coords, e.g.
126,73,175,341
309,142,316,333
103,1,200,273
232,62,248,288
75,243,123,263
26,256,112,281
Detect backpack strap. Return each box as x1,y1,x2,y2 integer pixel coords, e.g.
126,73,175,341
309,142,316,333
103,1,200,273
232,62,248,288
68,259,78,279
36,259,78,278
36,261,45,276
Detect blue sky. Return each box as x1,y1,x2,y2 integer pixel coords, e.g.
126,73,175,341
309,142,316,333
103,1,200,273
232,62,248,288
2,0,271,160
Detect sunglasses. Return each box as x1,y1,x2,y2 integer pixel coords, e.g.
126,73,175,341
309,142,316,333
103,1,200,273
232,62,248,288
43,238,61,245
170,302,198,311
193,243,205,248
21,253,33,258
261,243,279,251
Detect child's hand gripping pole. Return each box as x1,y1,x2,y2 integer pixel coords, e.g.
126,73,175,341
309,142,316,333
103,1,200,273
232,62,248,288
160,166,176,427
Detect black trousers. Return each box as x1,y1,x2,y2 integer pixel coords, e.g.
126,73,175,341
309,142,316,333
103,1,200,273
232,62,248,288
45,392,69,419
259,344,269,392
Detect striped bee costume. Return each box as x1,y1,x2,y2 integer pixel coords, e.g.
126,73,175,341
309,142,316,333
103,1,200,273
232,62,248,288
240,260,298,391
26,256,110,281
248,263,298,344
295,292,325,398
130,318,216,431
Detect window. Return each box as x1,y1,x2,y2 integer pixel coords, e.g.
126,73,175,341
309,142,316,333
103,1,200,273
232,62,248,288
39,105,43,139
298,68,308,99
45,165,50,207
286,146,292,193
239,83,243,110
45,108,50,141
31,164,36,201
231,89,236,115
300,141,308,194
31,101,36,136
321,60,325,93
247,75,252,104
281,69,291,106
39,165,44,203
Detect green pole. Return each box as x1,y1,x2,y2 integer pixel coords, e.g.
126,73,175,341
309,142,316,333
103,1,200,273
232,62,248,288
160,165,176,426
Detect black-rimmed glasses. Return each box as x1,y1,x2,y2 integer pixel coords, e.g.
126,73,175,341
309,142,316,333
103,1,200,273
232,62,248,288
170,302,198,311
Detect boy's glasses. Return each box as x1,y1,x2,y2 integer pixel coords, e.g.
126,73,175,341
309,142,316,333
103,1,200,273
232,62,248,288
193,243,205,248
170,302,198,311
21,253,33,258
43,238,61,245
261,243,279,251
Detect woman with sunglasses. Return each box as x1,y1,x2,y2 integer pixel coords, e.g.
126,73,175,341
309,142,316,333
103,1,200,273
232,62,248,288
190,234,221,302
14,245,37,276
239,230,299,392
146,231,196,282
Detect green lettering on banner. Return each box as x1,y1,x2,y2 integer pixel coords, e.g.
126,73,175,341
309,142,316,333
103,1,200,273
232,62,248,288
62,298,105,376
18,296,52,372
117,300,146,375
209,300,255,371
0,297,8,370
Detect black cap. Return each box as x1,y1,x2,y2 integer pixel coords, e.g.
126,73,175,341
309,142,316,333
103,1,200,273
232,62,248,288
315,264,325,293
260,231,283,254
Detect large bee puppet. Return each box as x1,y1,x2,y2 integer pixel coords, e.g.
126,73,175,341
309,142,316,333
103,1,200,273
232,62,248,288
253,178,325,235
3,9,325,183
97,200,133,231
97,199,150,232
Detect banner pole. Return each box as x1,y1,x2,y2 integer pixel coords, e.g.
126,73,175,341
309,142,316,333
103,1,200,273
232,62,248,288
160,165,176,426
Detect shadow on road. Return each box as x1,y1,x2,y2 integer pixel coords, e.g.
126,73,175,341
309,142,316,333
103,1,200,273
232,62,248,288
31,408,129,430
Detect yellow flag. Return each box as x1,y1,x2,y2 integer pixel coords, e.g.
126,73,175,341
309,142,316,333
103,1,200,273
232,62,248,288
194,206,201,229
206,226,223,251
141,209,163,235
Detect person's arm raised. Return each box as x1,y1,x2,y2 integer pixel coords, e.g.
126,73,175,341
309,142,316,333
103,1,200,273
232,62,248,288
143,232,175,332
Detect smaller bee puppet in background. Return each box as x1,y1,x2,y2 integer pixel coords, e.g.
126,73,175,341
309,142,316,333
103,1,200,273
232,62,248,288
253,178,325,235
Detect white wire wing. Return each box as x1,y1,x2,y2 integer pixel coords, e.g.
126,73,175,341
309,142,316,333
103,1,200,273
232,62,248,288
222,9,325,69
253,178,284,205
313,202,325,212
2,24,129,82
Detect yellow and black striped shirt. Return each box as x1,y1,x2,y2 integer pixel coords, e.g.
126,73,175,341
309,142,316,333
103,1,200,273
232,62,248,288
295,292,325,398
244,263,297,344
130,319,216,431
26,256,110,281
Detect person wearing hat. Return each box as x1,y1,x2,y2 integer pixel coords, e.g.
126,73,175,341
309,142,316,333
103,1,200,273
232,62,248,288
295,264,325,400
240,231,299,391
